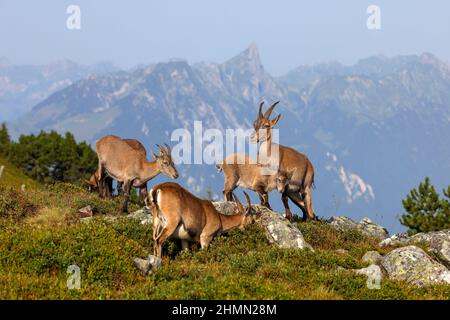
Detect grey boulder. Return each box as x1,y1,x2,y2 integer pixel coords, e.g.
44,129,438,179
133,254,162,276
327,216,389,239
213,202,313,250
380,229,450,268
362,251,383,265
380,245,450,287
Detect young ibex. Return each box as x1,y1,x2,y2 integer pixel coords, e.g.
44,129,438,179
95,135,179,213
251,101,316,221
216,153,288,209
149,182,254,258
86,138,147,197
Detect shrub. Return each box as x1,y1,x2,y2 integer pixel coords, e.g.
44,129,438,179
0,186,38,221
7,130,97,184
400,177,450,234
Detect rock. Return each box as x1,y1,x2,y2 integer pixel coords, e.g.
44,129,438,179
148,254,162,269
133,257,152,275
213,202,313,250
79,216,93,223
133,254,162,276
127,207,152,225
78,205,95,218
335,249,349,255
381,246,450,287
379,229,450,268
362,251,383,265
327,216,389,239
352,264,383,280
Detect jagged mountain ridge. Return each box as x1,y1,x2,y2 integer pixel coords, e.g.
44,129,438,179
10,46,450,232
0,59,119,121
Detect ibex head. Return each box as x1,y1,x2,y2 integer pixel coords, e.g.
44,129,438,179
250,101,282,143
151,143,179,179
84,173,99,192
275,170,289,193
232,191,254,228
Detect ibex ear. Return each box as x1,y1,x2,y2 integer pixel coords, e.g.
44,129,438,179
151,151,158,159
270,114,281,127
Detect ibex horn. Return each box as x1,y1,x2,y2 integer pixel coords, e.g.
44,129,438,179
156,144,164,155
232,192,244,214
264,101,280,119
243,191,252,215
258,101,264,118
164,143,172,156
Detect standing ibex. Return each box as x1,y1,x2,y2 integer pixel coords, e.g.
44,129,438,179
95,135,179,213
149,182,254,258
251,101,316,221
216,153,288,209
86,138,147,197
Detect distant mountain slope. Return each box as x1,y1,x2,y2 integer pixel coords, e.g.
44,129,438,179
9,46,450,232
0,59,118,121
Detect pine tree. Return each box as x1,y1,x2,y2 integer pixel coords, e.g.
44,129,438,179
400,177,450,234
0,123,10,156
7,130,97,184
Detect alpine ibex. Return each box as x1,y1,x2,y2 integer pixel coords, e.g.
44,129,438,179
95,135,179,213
86,138,147,197
251,101,316,221
149,182,254,258
216,153,288,209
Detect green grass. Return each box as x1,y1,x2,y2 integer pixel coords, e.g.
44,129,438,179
0,157,41,190
1,159,450,299
1,216,450,299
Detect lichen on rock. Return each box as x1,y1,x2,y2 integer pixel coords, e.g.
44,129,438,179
327,216,389,239
379,229,450,268
380,245,450,287
213,202,313,250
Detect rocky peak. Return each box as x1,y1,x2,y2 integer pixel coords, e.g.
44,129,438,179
221,43,264,76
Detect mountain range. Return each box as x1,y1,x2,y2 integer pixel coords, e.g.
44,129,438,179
3,44,450,232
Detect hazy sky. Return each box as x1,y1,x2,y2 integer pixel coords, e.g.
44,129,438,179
1,0,449,75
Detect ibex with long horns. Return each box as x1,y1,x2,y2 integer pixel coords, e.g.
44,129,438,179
251,101,316,221
95,135,178,213
149,182,254,258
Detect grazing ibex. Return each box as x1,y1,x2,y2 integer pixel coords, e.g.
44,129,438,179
251,101,316,221
216,153,288,209
95,135,179,213
149,182,254,258
86,138,147,198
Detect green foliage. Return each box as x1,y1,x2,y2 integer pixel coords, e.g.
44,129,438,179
7,130,97,184
0,186,37,221
400,177,450,234
0,123,10,156
0,156,41,190
1,176,450,299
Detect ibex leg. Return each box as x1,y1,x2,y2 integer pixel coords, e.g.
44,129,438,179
256,186,271,210
286,190,308,222
281,191,293,221
154,219,180,258
303,186,316,221
121,180,132,213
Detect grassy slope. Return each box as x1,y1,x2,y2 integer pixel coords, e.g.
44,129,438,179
0,161,449,299
0,157,41,190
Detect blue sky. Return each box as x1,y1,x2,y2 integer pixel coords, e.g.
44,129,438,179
1,0,449,74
